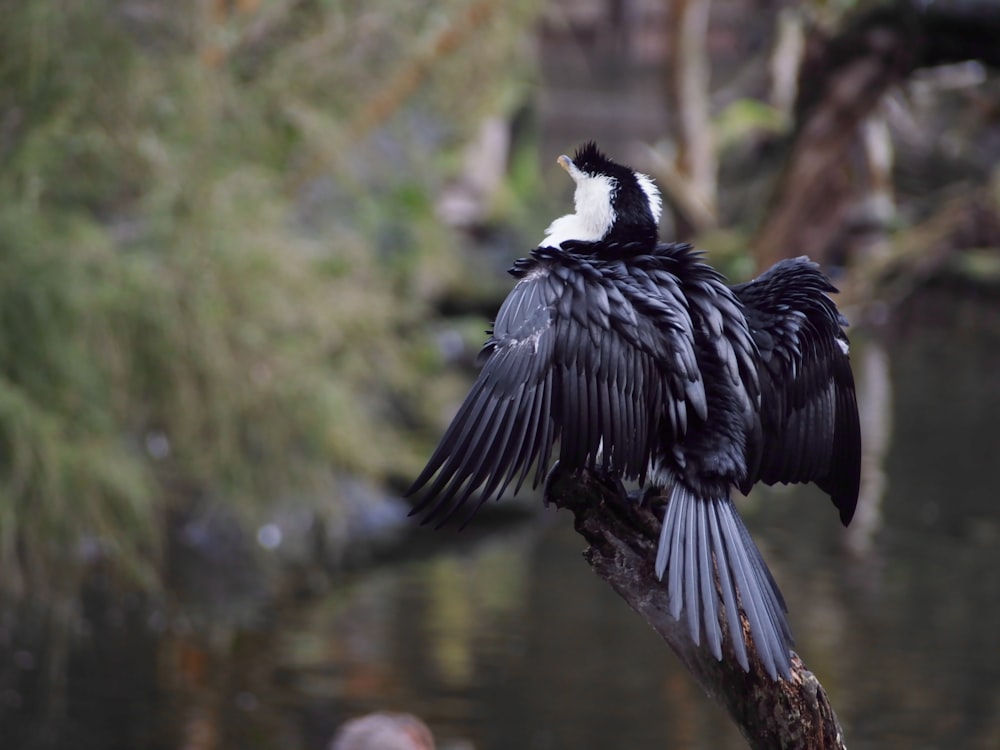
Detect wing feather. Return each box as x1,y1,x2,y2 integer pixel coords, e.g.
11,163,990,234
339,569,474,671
732,257,861,524
408,244,705,525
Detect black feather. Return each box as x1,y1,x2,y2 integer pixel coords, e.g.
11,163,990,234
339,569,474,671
732,256,862,525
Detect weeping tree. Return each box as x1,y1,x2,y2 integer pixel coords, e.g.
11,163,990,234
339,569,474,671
0,0,540,595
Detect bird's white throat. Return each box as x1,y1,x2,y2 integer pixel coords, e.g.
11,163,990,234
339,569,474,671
541,172,616,247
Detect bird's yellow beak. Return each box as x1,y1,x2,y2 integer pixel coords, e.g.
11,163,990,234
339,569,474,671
557,154,573,174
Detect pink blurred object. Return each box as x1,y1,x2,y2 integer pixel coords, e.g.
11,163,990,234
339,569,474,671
329,712,436,750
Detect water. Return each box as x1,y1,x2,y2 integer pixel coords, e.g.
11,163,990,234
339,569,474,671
4,290,1000,750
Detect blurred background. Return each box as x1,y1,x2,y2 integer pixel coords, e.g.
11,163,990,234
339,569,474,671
1,0,999,748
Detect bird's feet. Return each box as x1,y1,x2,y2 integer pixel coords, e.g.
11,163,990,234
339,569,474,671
590,465,630,501
543,461,630,507
627,485,667,511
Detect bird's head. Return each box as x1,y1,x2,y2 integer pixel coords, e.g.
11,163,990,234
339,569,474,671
542,141,662,248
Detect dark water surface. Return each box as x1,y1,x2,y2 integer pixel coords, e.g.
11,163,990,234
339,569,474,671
4,290,1000,750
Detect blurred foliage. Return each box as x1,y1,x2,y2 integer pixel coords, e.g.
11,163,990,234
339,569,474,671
0,0,540,593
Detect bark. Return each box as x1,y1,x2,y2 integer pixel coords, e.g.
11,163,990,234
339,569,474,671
754,0,1000,270
544,469,846,750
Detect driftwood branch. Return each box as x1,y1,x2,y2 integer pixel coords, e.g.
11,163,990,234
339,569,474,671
545,469,846,750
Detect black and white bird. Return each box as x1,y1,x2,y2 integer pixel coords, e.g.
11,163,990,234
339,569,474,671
408,142,860,680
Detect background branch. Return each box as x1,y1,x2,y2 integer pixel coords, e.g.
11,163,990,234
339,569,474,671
544,469,846,750
754,0,1000,270
664,0,718,238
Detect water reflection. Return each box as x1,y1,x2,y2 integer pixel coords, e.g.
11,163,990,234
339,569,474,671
3,294,1000,749
284,520,747,750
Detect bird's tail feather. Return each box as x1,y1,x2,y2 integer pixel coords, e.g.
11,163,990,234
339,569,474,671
655,485,793,679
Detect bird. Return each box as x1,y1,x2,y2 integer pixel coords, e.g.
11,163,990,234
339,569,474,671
407,141,861,680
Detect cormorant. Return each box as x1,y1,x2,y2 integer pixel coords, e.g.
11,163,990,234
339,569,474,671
408,142,861,680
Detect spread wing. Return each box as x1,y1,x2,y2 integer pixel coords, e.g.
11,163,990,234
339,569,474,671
407,244,707,527
732,257,861,525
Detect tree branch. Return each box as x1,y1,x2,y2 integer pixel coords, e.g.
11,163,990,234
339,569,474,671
754,0,1000,270
544,469,846,750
